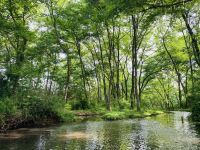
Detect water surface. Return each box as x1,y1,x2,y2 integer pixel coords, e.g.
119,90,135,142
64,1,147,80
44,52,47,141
1,111,200,150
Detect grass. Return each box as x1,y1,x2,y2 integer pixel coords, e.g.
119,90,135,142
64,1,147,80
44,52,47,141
102,110,164,121
103,111,126,120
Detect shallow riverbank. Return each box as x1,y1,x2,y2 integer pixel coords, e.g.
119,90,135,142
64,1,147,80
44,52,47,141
0,111,199,150
0,109,165,132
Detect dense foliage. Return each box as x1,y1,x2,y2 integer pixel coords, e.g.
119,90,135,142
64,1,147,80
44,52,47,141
1,0,200,126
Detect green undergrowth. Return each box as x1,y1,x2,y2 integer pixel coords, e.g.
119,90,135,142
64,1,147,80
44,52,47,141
0,94,165,131
0,95,76,130
70,107,165,121
103,111,126,120
102,110,164,121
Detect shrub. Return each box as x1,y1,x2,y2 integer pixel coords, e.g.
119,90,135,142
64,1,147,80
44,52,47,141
64,103,72,110
0,92,76,129
70,99,90,110
56,110,75,122
17,95,67,121
191,101,200,121
19,96,49,119
103,112,126,120
0,98,19,126
119,100,130,110
0,98,18,116
189,91,200,121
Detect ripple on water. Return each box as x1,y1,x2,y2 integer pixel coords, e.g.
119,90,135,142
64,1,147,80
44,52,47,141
0,111,200,150
58,132,93,139
0,132,24,139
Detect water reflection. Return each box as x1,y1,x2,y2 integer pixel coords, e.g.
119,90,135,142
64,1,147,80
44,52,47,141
0,112,200,150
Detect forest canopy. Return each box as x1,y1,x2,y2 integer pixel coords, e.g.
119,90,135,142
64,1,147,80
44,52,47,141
0,0,200,127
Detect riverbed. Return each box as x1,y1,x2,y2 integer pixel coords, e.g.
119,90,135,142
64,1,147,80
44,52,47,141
0,111,200,150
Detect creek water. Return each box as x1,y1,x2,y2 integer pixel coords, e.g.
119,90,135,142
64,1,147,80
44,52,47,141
0,111,200,150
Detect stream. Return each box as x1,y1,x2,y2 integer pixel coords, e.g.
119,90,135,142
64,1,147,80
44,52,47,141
0,111,200,150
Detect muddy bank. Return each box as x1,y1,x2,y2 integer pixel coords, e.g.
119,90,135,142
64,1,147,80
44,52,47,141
0,116,60,133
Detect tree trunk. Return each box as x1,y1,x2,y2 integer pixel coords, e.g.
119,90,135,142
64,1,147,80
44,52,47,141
98,35,110,110
76,39,88,100
182,12,200,67
132,15,140,111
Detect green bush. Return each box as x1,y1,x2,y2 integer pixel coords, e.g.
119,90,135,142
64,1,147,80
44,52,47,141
17,94,67,121
50,99,75,122
57,110,75,122
191,101,200,121
64,103,72,110
70,99,90,110
0,98,18,116
189,90,200,121
103,111,126,120
119,100,130,110
0,98,19,126
19,96,49,119
0,94,76,128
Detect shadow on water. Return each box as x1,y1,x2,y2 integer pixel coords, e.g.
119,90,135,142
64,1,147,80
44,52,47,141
1,111,200,150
